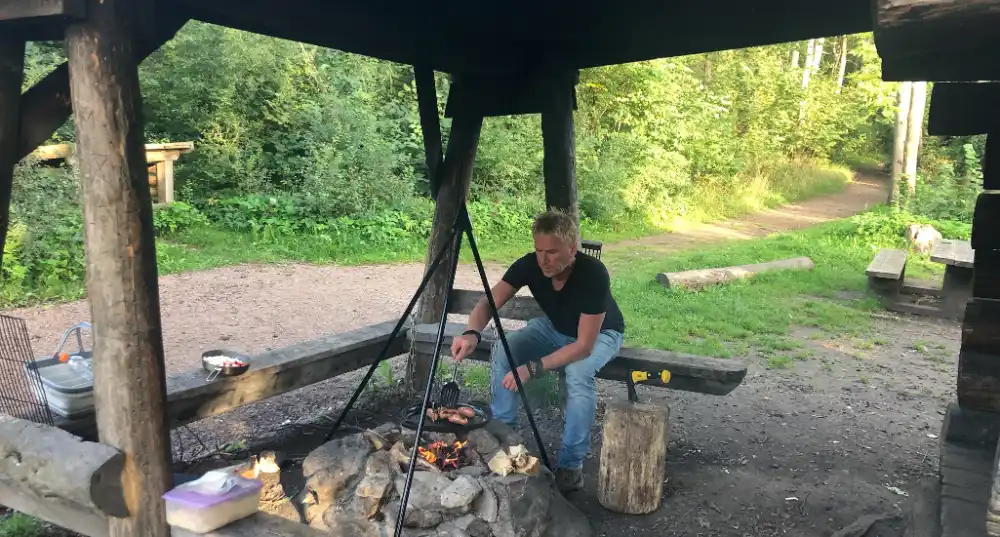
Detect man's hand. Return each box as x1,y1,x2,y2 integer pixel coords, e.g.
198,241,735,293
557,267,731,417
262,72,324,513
450,334,478,362
501,365,532,390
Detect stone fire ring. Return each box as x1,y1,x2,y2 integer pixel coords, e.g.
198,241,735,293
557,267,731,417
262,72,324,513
289,420,593,537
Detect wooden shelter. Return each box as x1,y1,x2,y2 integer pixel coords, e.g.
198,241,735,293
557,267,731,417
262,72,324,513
9,0,977,535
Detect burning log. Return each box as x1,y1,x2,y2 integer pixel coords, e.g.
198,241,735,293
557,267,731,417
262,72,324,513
598,401,669,514
487,445,541,477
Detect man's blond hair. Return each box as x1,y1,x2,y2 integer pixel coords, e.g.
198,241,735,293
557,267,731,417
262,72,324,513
531,209,579,248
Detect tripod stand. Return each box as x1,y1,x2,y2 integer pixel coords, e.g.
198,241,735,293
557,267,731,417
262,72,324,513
322,203,550,535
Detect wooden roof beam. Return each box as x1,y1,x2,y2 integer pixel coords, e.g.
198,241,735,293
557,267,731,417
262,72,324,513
16,8,188,161
875,0,1000,81
928,82,1000,136
0,0,85,21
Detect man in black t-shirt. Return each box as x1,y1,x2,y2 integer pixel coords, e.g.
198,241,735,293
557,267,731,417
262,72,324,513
451,209,625,493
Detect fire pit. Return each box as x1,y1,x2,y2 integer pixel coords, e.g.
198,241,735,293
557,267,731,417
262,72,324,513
295,420,593,537
400,399,492,433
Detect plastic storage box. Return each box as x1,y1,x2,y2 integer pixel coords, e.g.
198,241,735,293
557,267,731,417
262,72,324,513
25,352,95,418
163,475,262,534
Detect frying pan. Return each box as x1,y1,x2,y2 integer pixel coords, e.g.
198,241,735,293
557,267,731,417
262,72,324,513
201,349,251,382
400,399,492,433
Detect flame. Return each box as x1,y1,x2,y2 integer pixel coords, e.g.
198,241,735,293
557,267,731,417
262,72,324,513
417,440,469,470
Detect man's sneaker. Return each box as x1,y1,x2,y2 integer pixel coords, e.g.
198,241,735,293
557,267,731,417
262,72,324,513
555,467,584,494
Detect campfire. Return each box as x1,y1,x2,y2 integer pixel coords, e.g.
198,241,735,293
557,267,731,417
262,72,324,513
418,439,470,471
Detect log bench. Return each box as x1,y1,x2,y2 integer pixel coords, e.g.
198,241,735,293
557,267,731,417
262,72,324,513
866,245,973,320
866,247,909,302
408,289,748,396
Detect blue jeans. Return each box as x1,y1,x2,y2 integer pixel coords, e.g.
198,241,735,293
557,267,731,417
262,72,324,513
490,316,624,469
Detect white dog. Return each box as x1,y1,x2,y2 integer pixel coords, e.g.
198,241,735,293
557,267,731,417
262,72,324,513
907,223,942,254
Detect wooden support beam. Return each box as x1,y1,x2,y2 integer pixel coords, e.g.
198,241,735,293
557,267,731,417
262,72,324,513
16,10,188,161
987,134,1000,191
0,38,23,274
0,0,85,21
541,70,579,226
928,83,1000,136
444,70,579,118
874,0,1000,82
65,1,172,535
0,416,126,517
414,67,443,198
409,110,483,392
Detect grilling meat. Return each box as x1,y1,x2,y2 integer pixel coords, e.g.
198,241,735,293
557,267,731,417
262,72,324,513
424,405,476,424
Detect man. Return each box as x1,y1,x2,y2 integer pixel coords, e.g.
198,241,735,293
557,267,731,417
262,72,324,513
451,209,625,493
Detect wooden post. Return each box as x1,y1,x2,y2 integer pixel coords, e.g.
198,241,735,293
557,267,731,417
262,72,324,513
408,112,483,392
541,71,579,227
597,401,669,514
414,66,443,199
65,1,172,536
0,37,24,273
155,158,174,203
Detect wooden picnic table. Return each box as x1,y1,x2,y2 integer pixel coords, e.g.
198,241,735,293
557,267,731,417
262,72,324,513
931,239,974,316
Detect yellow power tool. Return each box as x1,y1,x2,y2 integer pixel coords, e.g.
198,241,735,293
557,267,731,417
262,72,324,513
627,369,671,402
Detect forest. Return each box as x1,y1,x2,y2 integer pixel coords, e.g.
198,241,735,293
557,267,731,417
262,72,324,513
1,25,987,306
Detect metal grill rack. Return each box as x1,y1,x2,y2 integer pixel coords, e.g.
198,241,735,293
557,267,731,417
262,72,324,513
0,314,53,425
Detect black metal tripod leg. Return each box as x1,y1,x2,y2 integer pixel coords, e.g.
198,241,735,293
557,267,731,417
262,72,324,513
460,206,552,470
322,217,462,443
395,216,465,537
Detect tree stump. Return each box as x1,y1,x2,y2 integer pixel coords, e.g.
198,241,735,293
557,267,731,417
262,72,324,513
597,401,669,514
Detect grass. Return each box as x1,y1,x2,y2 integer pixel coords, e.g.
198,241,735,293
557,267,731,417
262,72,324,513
0,513,53,537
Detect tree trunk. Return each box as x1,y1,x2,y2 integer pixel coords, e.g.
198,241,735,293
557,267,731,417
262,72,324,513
790,49,800,69
904,81,929,199
0,38,24,274
414,67,443,198
408,113,483,393
799,39,815,123
812,37,825,71
890,81,913,206
655,257,815,290
836,35,849,93
597,401,669,514
64,0,173,535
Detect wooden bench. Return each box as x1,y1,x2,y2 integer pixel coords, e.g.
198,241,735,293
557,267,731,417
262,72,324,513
409,289,747,396
931,239,975,316
866,248,909,302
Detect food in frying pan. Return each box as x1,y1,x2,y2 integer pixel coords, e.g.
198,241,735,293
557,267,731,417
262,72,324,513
425,404,477,425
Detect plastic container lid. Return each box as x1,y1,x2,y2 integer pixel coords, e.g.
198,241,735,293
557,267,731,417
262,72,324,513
162,479,262,510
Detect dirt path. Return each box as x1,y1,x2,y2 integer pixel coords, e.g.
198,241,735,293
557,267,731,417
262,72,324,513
609,172,888,253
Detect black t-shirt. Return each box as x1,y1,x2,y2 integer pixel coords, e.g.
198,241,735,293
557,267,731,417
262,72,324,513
501,251,626,338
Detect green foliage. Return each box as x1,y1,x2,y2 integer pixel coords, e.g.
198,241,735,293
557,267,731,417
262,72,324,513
0,512,48,537
153,202,209,235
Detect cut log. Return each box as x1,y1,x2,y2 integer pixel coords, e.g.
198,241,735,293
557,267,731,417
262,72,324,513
0,416,126,517
66,1,173,535
656,256,815,290
597,401,669,514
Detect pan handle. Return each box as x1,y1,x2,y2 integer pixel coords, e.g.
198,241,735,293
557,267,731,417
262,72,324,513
206,368,222,383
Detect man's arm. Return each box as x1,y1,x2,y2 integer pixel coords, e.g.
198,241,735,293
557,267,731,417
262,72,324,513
465,280,518,333
539,312,605,371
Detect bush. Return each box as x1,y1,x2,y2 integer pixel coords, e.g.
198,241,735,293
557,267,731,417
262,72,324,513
153,202,209,235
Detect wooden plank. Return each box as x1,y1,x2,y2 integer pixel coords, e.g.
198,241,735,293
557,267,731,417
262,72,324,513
0,416,126,516
57,322,410,441
410,322,747,395
0,38,23,275
958,350,1000,413
65,2,176,534
410,112,482,392
16,10,189,161
928,82,1000,136
448,289,544,320
35,142,194,164
974,194,1000,251
989,439,1000,536
942,402,1000,449
0,0,85,21
414,66,442,198
901,278,942,297
987,134,1000,191
444,70,579,118
542,70,580,227
932,240,974,268
874,0,1000,82
866,248,908,279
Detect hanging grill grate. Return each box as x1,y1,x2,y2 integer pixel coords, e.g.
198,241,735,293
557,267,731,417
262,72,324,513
0,314,53,425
